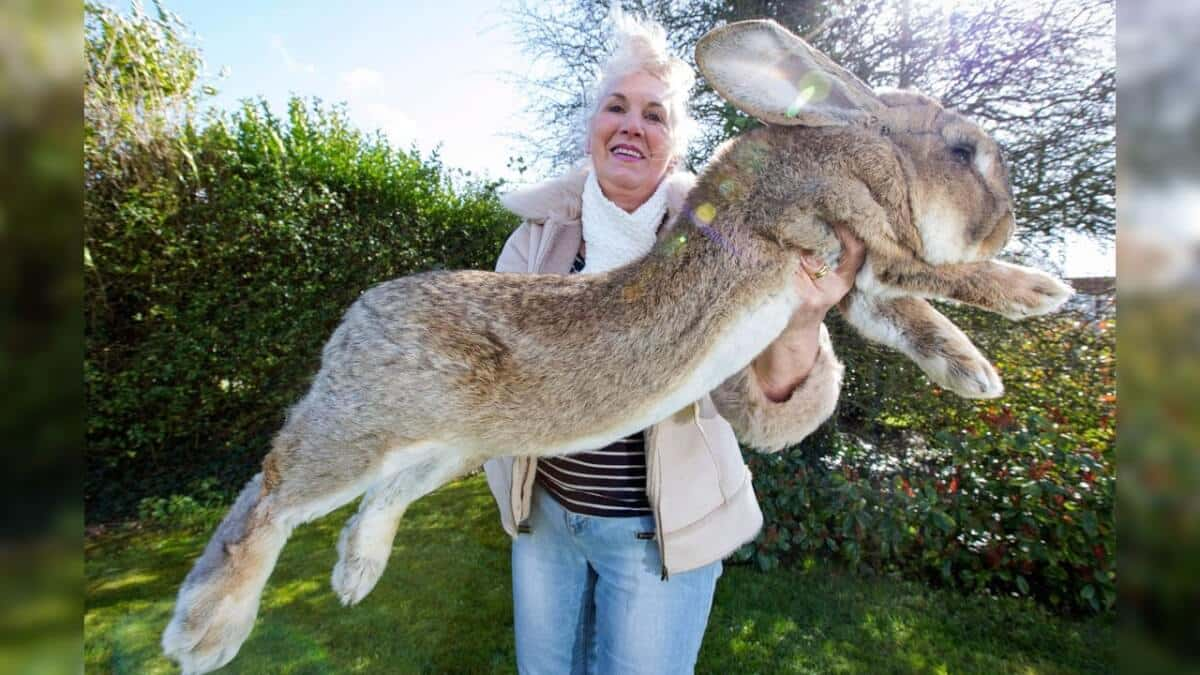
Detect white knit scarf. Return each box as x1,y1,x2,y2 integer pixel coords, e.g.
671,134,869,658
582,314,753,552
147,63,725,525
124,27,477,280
579,163,670,274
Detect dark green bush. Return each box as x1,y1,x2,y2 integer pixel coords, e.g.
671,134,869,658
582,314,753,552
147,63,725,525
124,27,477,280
85,96,518,522
738,308,1115,615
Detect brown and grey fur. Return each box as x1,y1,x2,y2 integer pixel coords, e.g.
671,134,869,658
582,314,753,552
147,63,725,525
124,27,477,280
162,20,1070,674
692,19,1072,397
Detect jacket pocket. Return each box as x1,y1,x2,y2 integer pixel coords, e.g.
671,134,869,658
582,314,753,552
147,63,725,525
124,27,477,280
656,416,724,534
699,415,750,503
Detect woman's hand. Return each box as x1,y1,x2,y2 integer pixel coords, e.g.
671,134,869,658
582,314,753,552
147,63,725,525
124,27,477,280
753,224,867,402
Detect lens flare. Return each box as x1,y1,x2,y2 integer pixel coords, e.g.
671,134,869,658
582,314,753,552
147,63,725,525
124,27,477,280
785,72,832,118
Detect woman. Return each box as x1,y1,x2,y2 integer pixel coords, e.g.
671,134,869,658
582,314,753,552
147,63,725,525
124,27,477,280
483,14,865,674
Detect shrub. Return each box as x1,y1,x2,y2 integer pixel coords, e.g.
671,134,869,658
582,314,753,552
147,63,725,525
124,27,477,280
84,97,519,522
135,477,224,528
84,5,519,521
739,307,1115,615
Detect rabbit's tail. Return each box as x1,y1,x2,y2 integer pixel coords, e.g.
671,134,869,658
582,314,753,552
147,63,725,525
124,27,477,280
162,473,290,674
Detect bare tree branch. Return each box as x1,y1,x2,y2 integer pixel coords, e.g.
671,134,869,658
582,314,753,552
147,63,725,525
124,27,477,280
504,0,1114,241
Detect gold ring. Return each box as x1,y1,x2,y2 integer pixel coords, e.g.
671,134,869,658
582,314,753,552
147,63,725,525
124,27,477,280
812,264,831,280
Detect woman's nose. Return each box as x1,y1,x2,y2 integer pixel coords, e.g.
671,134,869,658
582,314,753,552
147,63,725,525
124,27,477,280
620,115,644,137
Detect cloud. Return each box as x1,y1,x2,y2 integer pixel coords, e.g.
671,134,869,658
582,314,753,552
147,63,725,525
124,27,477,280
360,103,420,147
269,35,316,75
339,68,385,95
334,67,413,149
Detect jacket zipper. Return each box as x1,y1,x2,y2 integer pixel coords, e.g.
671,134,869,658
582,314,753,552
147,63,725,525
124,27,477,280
647,424,669,581
513,458,528,532
649,403,711,582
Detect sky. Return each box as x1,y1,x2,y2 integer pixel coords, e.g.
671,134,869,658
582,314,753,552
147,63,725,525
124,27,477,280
159,0,1112,277
168,0,532,182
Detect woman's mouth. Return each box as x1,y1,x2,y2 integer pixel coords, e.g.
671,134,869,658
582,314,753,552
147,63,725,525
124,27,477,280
610,144,645,162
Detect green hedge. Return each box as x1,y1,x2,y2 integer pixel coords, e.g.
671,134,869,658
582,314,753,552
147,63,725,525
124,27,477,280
84,98,518,522
738,308,1115,615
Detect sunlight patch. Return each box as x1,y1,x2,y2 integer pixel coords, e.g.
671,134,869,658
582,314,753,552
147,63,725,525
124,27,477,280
263,578,322,609
91,571,159,594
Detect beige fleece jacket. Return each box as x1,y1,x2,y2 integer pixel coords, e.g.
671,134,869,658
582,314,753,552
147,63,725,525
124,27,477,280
483,163,844,576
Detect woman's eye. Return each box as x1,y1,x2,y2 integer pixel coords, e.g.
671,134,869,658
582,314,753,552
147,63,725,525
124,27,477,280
951,144,975,165
607,105,624,113
646,112,663,123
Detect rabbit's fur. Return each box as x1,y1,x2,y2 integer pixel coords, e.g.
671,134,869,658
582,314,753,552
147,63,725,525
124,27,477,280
162,19,1071,674
692,20,1072,398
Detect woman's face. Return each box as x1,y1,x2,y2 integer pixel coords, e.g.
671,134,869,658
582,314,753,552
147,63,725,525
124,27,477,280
588,71,675,204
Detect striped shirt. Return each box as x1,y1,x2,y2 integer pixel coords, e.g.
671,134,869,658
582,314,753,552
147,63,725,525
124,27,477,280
535,252,653,517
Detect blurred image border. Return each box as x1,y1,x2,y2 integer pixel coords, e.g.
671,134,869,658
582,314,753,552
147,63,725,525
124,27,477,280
0,0,85,673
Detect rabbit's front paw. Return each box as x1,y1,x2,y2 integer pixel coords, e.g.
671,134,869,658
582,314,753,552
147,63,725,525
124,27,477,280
1002,271,1074,320
331,509,396,606
332,552,387,607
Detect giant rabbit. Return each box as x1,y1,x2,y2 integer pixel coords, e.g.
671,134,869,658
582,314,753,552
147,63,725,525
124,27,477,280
162,19,1071,674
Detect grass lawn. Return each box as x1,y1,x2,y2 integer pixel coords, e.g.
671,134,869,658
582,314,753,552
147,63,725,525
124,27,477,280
85,474,1114,673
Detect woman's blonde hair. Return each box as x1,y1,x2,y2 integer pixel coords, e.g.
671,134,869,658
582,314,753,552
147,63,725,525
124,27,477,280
582,9,697,164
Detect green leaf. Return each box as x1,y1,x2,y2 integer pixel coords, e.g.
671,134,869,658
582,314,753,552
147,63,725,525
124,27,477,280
931,511,956,533
1016,575,1030,595
1081,511,1099,538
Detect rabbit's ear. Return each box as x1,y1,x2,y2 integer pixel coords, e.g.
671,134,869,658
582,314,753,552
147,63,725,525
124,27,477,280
695,20,884,127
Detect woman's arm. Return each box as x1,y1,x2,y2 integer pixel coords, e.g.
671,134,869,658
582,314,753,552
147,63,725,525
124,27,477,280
494,222,534,273
752,322,823,403
754,224,865,401
711,224,866,451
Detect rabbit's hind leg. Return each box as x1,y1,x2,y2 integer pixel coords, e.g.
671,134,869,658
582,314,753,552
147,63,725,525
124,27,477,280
163,427,384,674
332,442,473,606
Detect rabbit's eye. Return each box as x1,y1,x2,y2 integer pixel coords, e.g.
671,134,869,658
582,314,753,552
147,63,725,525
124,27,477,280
951,144,975,165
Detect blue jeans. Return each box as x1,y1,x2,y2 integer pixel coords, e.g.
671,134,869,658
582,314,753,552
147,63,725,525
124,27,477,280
512,483,722,675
